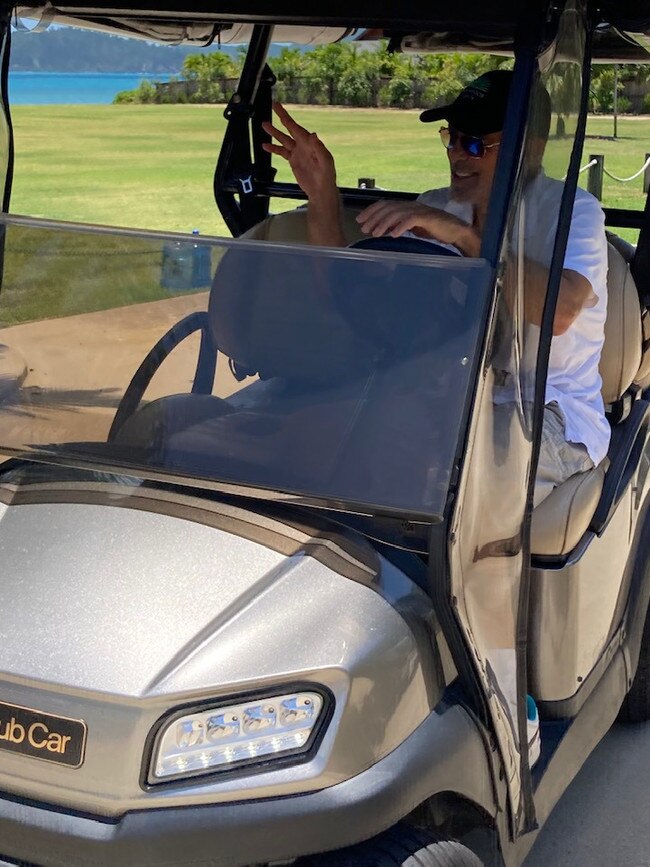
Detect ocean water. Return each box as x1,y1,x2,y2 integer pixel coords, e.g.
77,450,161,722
9,72,172,105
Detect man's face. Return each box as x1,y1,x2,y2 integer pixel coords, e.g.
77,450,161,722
447,128,502,209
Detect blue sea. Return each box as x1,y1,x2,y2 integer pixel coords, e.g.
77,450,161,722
9,72,173,105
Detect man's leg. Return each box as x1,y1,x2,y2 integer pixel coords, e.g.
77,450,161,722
534,401,594,507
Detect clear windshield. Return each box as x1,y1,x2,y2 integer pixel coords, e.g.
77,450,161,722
0,216,492,519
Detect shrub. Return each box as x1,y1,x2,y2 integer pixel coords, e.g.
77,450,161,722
113,89,136,104
338,68,372,106
386,76,414,108
617,96,632,114
134,79,157,104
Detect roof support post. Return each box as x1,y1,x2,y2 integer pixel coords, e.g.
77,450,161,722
214,24,276,236
0,2,13,214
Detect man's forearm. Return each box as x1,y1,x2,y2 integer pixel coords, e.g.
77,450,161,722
307,191,347,247
505,257,593,336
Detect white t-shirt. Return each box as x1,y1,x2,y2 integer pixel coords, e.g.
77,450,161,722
418,173,610,465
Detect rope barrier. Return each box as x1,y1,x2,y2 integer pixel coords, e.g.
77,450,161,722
562,158,596,181
578,158,597,174
602,156,650,184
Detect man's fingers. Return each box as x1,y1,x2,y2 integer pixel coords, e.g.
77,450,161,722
357,200,393,225
358,203,412,235
389,217,418,237
359,204,407,235
357,209,392,233
371,214,405,237
273,102,310,140
370,207,418,237
358,212,388,235
361,214,396,237
261,120,295,150
261,142,290,160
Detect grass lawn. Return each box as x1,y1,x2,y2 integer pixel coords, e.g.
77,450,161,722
3,105,646,323
10,104,650,241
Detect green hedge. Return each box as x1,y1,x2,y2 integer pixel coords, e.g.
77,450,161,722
114,46,650,114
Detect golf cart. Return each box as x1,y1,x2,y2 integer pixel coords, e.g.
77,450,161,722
0,0,649,864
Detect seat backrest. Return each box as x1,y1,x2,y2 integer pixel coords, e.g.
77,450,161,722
239,206,366,246
599,242,643,410
209,214,461,385
531,238,643,558
208,209,375,384
637,321,650,392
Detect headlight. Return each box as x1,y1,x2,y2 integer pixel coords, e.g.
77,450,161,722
149,690,325,783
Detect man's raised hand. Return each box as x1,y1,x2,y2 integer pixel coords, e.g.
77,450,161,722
262,102,338,203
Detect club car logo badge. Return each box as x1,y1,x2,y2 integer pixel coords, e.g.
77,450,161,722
0,700,86,768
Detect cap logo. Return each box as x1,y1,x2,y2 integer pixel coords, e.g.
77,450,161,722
473,75,492,90
463,86,485,101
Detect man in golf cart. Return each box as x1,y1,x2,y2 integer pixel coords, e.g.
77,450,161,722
263,69,610,506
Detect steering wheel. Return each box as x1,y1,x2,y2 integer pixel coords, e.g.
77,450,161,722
331,235,467,361
108,311,217,443
350,235,462,257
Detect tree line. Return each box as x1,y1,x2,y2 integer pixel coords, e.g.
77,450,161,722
115,43,650,114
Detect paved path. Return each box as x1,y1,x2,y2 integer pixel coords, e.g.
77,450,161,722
0,293,244,448
525,722,650,866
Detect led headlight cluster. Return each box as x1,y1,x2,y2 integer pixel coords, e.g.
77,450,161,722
151,691,324,782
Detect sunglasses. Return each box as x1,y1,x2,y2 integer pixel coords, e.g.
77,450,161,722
439,126,501,159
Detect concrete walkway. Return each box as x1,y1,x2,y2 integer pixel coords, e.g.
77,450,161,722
526,722,650,865
0,292,243,449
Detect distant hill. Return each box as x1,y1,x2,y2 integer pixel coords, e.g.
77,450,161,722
10,26,247,73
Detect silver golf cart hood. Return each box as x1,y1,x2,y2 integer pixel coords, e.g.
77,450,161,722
0,474,441,815
0,481,405,697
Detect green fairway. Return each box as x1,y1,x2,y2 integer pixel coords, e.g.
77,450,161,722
10,105,649,242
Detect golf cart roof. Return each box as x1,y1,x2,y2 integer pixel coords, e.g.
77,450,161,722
13,0,650,61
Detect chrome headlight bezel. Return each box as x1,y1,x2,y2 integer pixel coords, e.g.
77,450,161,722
142,684,334,788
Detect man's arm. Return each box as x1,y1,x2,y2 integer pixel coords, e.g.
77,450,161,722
515,192,606,337
506,258,595,336
307,189,347,247
355,199,480,255
262,103,347,247
356,199,596,335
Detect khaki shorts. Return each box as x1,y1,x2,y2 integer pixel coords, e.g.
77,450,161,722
534,401,595,507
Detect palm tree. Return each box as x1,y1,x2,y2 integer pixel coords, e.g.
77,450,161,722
545,62,581,138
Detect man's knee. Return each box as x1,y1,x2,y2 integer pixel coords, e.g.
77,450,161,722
535,402,594,507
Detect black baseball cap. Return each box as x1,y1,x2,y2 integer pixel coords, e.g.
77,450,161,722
420,69,551,139
420,70,512,134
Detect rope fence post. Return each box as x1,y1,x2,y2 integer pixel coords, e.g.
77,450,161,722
574,154,650,196
588,154,604,201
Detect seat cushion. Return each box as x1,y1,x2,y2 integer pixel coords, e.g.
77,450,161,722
531,459,608,556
